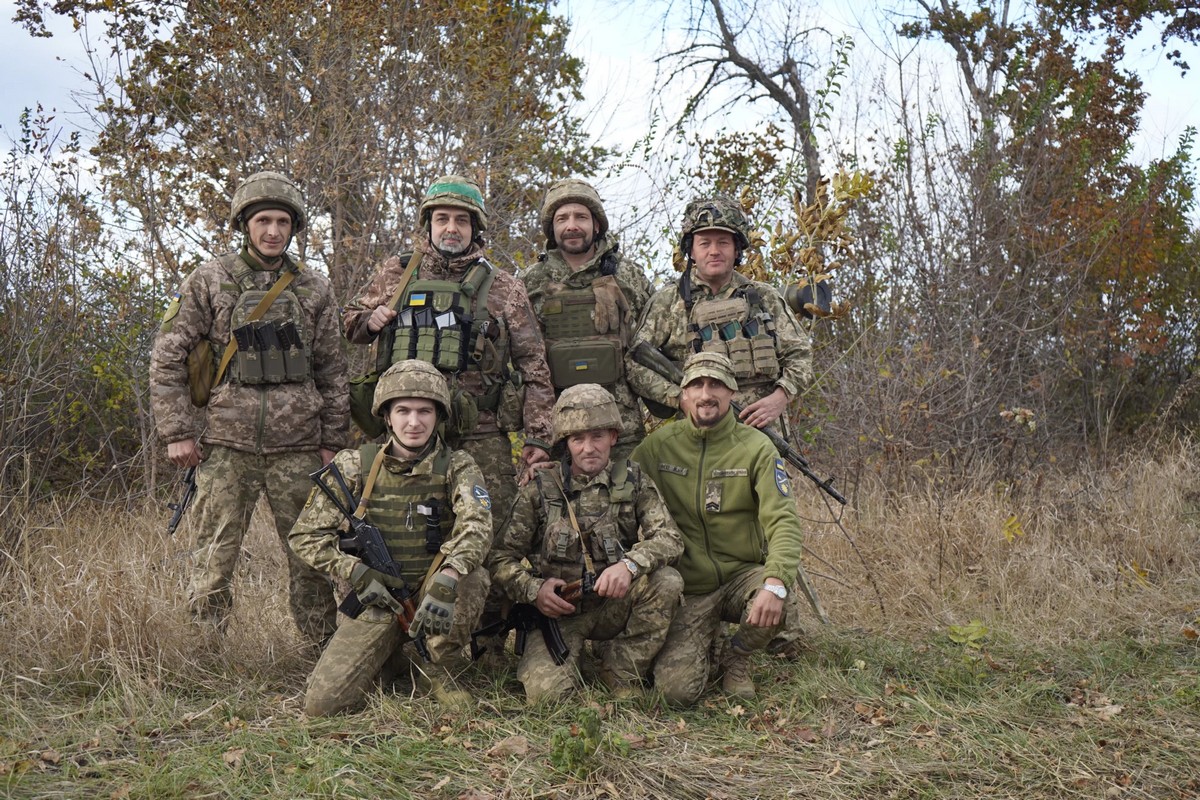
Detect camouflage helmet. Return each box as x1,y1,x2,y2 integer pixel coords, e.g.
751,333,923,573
372,359,451,418
229,171,307,232
419,175,488,232
552,384,622,444
540,178,609,246
679,193,750,255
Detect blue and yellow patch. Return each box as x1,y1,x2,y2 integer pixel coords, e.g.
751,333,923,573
472,485,491,510
774,458,791,497
409,292,429,306
162,292,182,323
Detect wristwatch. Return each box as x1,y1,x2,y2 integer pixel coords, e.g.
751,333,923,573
763,583,787,600
620,557,640,578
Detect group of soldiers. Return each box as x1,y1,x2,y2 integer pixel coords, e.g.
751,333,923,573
150,170,817,713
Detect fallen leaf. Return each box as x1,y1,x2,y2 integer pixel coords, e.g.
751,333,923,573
432,776,451,791
620,733,647,749
457,790,495,800
727,705,745,717
826,760,841,777
40,749,62,766
486,736,529,758
1182,625,1198,640
1093,704,1124,721
222,747,245,768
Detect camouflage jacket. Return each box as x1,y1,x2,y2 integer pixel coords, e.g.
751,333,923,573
487,457,683,604
522,232,653,447
289,439,493,582
625,268,812,413
149,251,349,454
342,237,554,447
631,410,803,594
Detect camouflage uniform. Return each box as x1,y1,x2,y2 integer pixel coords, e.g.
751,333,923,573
290,437,493,716
149,172,347,644
625,195,812,441
522,179,654,462
343,195,554,531
632,354,805,706
487,385,684,701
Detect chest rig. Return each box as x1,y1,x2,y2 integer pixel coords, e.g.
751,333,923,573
224,256,311,385
536,458,636,586
539,251,625,390
357,443,454,589
386,260,501,377
680,270,780,387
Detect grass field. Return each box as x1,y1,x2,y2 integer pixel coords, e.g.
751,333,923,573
2,442,1197,799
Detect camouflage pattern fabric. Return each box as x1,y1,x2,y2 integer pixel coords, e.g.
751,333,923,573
517,566,682,702
653,565,784,706
457,434,517,539
625,268,812,438
303,568,490,716
150,251,349,453
342,236,554,448
487,459,684,606
523,233,653,454
289,440,493,582
187,445,336,645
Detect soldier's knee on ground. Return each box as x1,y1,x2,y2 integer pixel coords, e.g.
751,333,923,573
304,686,361,718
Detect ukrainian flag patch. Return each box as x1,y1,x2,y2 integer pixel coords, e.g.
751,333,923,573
410,293,428,306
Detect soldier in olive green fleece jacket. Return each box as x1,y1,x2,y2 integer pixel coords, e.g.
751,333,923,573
632,351,804,705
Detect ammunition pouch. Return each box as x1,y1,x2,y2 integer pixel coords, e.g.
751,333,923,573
186,340,216,408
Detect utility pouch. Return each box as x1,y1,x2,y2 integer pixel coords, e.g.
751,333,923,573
448,388,480,439
233,323,264,383
749,332,780,378
496,373,525,432
434,312,465,372
186,340,216,408
725,334,756,379
278,321,309,382
349,372,386,438
546,340,623,389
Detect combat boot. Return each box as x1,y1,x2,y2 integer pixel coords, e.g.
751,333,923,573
720,649,756,700
416,665,474,711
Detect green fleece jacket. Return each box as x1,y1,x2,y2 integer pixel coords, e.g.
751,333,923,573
631,409,804,594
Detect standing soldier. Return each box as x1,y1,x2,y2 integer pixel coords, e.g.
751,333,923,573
342,175,554,528
625,194,812,441
633,352,805,705
150,171,348,645
522,178,654,461
290,360,493,714
486,385,683,702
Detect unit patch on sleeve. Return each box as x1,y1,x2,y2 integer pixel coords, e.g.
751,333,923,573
472,485,491,510
774,458,792,497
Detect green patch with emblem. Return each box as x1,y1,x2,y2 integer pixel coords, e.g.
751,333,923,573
162,293,182,324
774,458,791,497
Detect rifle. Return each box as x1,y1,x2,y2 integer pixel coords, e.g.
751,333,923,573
630,341,847,505
309,461,431,661
166,465,198,536
470,575,595,666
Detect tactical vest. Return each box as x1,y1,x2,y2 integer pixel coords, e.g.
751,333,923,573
535,459,636,589
541,285,624,390
223,256,312,385
358,443,454,589
681,272,780,387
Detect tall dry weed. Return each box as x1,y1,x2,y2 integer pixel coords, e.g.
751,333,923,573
799,437,1200,643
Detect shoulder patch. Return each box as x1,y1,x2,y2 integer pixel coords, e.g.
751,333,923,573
472,484,491,510
774,458,791,497
162,292,182,324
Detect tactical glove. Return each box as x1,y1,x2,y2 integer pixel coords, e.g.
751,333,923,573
409,572,458,638
592,275,631,338
349,562,405,614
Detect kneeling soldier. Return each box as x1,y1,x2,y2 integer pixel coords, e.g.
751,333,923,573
486,384,684,702
290,360,492,715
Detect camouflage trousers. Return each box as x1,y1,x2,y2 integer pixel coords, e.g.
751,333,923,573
187,445,336,645
304,567,490,716
518,567,683,702
454,433,517,537
653,566,785,706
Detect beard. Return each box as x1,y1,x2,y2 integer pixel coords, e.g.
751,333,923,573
558,230,594,255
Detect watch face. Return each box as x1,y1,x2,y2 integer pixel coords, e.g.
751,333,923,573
766,584,787,599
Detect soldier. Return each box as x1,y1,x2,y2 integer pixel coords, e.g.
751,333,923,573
342,175,554,529
150,171,347,645
632,352,805,705
486,385,683,702
290,360,493,714
521,178,654,461
625,194,812,441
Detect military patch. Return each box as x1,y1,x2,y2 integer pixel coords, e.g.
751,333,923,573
658,463,688,476
162,292,182,323
712,468,748,478
774,458,791,497
303,486,319,509
705,480,722,513
472,485,491,510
